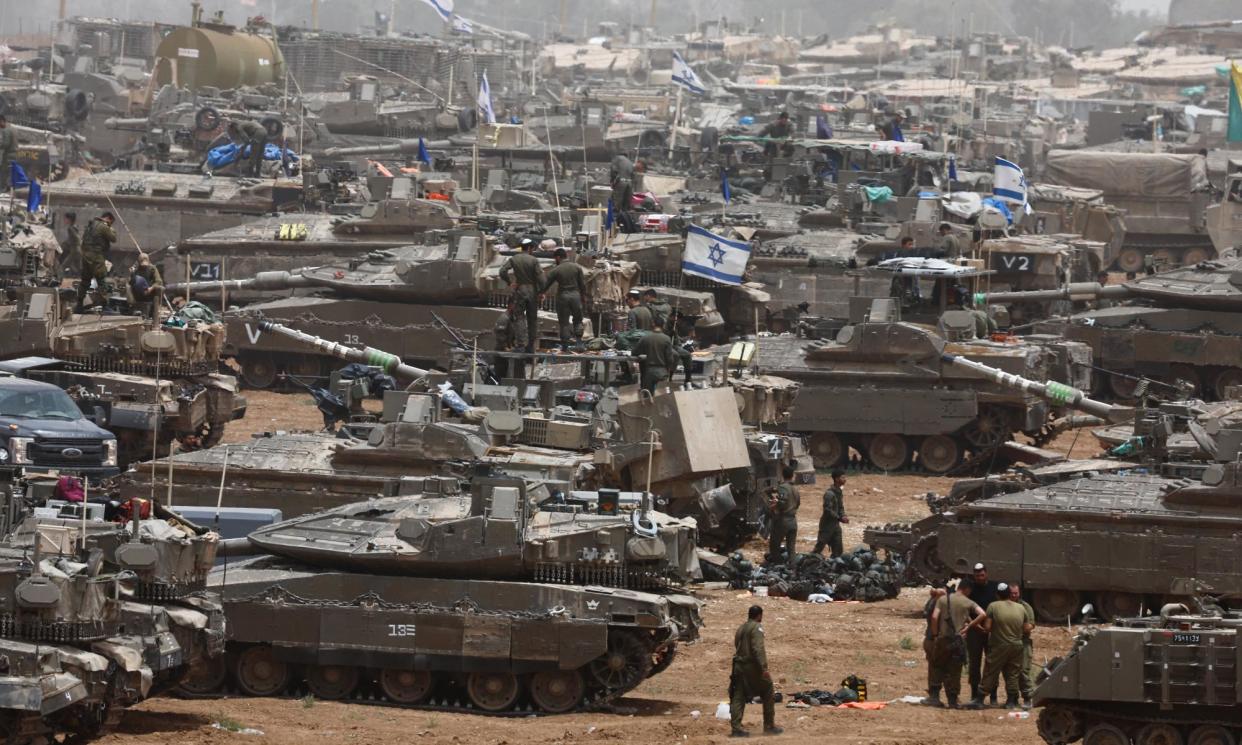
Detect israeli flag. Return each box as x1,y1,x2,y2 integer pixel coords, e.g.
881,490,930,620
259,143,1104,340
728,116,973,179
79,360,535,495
683,224,749,286
993,157,1029,210
451,14,473,34
477,70,496,125
420,0,454,23
671,51,706,95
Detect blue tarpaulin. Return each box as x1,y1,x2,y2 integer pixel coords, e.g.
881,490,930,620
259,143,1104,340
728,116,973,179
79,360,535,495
980,196,1014,225
207,143,300,169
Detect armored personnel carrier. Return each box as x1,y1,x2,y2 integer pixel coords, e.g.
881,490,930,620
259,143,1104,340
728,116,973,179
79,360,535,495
1034,606,1242,745
0,477,224,741
982,258,1242,400
189,477,702,713
0,287,243,465
746,314,1118,473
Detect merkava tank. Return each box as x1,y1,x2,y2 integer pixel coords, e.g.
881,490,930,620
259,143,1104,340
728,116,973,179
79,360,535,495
742,305,1120,473
0,286,244,465
168,235,637,387
982,258,1242,401
190,476,702,713
867,430,1242,623
1033,603,1242,745
0,476,224,742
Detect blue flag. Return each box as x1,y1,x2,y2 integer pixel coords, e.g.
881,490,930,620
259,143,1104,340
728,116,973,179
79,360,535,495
605,197,614,231
417,137,431,165
948,156,958,182
26,179,41,213
9,161,30,190
720,169,731,205
891,124,905,142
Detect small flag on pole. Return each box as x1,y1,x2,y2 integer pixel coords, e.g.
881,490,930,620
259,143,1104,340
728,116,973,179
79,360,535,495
477,70,496,125
451,14,473,34
605,198,615,231
993,156,1030,213
682,224,750,286
720,169,731,205
420,0,454,23
417,137,431,165
671,51,706,95
948,155,958,182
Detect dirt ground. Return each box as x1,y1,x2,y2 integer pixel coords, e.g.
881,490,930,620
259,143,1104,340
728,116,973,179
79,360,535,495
103,391,1107,745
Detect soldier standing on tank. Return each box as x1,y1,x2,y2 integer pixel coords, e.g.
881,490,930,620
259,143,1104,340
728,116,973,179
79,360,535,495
499,238,543,353
541,248,587,349
59,212,81,277
630,318,678,394
77,212,117,312
765,464,800,567
625,289,652,331
965,562,999,702
966,582,1033,709
227,119,269,178
812,469,849,557
0,115,15,193
642,289,692,384
926,580,985,708
729,605,781,738
491,300,519,380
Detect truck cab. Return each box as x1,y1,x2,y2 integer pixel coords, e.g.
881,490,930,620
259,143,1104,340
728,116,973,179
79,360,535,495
0,376,119,477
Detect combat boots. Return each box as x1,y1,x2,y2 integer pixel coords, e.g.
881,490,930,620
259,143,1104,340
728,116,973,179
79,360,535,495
921,687,945,708
1005,694,1020,710
730,728,750,738
763,726,784,736
947,695,960,709
963,696,985,710
989,692,998,706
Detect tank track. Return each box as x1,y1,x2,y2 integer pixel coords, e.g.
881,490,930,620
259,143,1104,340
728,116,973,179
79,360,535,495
0,679,128,744
1038,701,1242,745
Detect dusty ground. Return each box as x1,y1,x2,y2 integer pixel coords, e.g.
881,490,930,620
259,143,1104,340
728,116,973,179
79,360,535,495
105,391,1106,745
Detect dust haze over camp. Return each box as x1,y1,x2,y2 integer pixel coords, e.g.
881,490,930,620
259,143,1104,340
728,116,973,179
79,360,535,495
0,0,1240,743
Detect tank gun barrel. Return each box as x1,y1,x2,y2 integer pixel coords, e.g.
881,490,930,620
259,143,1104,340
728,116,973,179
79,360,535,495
941,353,1127,422
166,270,315,296
976,282,1133,305
104,117,154,131
257,319,430,382
322,138,451,158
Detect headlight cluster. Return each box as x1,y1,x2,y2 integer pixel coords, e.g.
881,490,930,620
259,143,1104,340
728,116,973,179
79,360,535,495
8,438,32,465
104,440,118,467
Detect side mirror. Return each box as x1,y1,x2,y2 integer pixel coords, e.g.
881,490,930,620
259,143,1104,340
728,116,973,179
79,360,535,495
1081,603,1094,618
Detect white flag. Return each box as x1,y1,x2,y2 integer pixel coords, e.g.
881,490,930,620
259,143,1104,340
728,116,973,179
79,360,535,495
993,157,1029,211
671,51,706,95
478,70,495,124
683,225,750,286
420,0,454,23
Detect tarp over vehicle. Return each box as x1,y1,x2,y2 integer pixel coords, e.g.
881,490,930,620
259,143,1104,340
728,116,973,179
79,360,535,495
1044,150,1208,198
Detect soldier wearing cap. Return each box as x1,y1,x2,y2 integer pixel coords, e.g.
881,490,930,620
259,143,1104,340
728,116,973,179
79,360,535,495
966,582,1034,709
499,238,543,353
129,252,164,317
541,248,588,348
966,562,1000,702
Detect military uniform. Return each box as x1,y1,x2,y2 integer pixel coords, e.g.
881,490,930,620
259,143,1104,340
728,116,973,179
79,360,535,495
766,482,799,565
730,619,776,734
812,485,845,557
966,579,999,699
0,125,15,192
612,177,636,233
930,592,977,705
129,262,164,316
631,329,677,394
979,599,1028,704
492,310,519,379
499,252,543,352
234,120,268,177
940,233,962,259
60,223,81,276
1019,599,1036,702
972,309,996,339
77,218,117,309
627,304,653,331
541,261,588,346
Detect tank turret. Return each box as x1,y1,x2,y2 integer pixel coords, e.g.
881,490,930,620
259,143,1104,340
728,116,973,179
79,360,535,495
979,259,1242,312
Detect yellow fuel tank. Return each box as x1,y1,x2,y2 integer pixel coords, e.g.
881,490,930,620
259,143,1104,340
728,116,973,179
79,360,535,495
153,25,284,90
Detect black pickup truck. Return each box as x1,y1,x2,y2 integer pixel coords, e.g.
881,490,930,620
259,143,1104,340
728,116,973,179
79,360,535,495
0,377,119,477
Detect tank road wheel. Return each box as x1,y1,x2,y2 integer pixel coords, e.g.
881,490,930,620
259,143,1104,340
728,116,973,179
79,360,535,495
379,669,433,704
589,632,654,692
1085,723,1131,745
1115,247,1145,275
963,407,1011,451
1150,248,1178,268
1097,591,1144,621
306,665,359,700
1137,724,1185,745
650,642,678,677
1213,369,1242,401
240,353,278,390
1037,705,1084,745
177,654,228,695
1032,589,1083,624
530,670,585,713
1188,725,1236,745
466,672,521,712
910,535,949,584
867,434,910,472
1181,247,1211,266
235,645,290,697
1165,365,1201,398
1108,371,1142,400
918,435,961,474
808,433,846,470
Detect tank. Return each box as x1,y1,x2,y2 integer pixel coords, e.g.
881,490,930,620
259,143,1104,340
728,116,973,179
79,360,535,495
185,478,703,713
0,477,224,741
0,287,244,465
744,314,1121,473
1034,606,1242,745
981,258,1242,401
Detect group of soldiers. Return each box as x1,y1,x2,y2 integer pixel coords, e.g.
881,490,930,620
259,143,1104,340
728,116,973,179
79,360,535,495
58,211,164,315
922,562,1036,710
765,468,848,566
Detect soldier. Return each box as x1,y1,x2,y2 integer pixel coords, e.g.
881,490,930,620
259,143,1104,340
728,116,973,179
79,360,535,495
965,562,999,703
491,301,519,380
922,585,947,701
729,605,780,737
1013,584,1037,708
611,174,636,233
643,288,672,329
625,289,652,331
812,469,849,556
926,580,985,708
758,111,793,158
938,223,962,259
498,238,543,353
227,119,269,177
128,252,164,317
541,248,588,348
0,115,15,192
765,464,800,566
1094,271,1116,310
77,212,117,311
59,212,81,277
966,581,1034,709
631,319,678,394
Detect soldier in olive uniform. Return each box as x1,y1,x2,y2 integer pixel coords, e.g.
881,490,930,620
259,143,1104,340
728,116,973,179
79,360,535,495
766,464,800,566
625,290,652,331
59,212,81,277
499,238,543,353
630,319,678,394
0,115,16,192
541,248,588,348
966,583,1034,709
77,212,117,311
1013,584,1037,707
729,605,781,737
128,252,164,318
938,223,962,259
643,289,692,384
492,301,519,380
926,580,984,708
228,119,269,177
812,469,849,557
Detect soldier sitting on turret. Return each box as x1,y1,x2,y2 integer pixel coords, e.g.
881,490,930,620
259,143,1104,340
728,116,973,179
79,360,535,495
128,252,164,318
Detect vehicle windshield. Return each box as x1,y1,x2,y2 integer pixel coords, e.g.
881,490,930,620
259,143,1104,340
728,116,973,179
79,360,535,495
0,389,83,420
